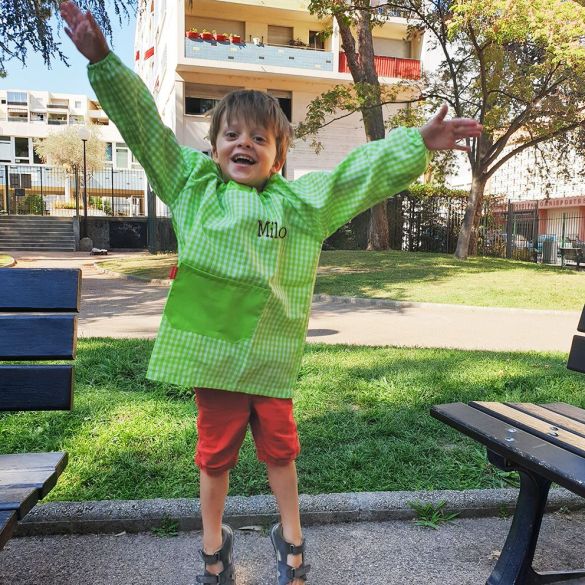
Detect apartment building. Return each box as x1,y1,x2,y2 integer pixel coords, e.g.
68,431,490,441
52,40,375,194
133,0,423,184
0,88,139,170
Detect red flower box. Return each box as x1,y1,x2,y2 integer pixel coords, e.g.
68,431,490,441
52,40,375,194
215,33,228,42
186,31,200,40
230,35,241,44
201,32,213,41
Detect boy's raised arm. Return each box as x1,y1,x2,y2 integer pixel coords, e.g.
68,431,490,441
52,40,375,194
60,1,188,207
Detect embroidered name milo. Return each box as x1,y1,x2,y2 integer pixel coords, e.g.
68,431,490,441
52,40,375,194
258,220,288,239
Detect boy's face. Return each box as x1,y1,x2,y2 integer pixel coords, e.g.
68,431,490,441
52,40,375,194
212,114,284,190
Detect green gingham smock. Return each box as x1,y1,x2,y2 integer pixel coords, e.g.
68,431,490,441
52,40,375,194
88,52,431,398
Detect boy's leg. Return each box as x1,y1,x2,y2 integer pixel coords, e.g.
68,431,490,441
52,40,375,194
200,469,230,575
267,461,305,577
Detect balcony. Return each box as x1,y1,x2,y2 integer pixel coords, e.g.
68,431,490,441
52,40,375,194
339,53,421,80
185,38,334,72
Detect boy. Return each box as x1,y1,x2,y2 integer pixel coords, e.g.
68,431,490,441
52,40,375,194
60,3,482,584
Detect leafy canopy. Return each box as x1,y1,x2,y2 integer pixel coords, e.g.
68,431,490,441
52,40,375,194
0,0,136,75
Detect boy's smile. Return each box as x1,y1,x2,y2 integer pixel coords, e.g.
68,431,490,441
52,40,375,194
212,115,284,190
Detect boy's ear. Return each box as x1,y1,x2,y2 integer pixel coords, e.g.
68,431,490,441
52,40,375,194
211,146,218,161
271,158,285,174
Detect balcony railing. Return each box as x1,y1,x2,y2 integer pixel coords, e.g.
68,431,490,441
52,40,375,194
338,52,421,79
185,37,334,72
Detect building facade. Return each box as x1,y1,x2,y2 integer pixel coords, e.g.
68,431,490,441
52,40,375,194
133,0,423,201
0,89,147,216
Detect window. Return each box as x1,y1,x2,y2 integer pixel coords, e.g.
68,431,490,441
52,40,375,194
30,112,45,123
185,97,220,115
14,137,30,163
105,142,113,164
75,100,82,109
309,31,324,50
184,84,243,116
69,115,85,125
268,25,293,46
7,111,28,123
7,91,27,105
116,143,129,169
33,148,43,165
0,136,11,163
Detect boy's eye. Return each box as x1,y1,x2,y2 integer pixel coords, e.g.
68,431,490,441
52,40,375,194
225,131,237,139
254,136,266,143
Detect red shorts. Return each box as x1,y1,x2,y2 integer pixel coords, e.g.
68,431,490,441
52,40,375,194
194,388,301,475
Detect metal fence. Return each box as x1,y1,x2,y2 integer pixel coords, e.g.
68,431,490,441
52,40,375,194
0,164,148,217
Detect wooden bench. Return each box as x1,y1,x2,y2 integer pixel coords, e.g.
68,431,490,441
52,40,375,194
0,268,81,551
560,247,584,270
431,307,585,585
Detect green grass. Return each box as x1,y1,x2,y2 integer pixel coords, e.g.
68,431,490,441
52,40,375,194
97,250,585,311
0,254,15,268
1,339,581,502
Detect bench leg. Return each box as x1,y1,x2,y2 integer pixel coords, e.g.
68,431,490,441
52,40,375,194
486,453,585,585
487,464,551,585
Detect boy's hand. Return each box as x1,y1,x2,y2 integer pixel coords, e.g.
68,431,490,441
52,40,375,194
419,105,483,152
60,1,110,64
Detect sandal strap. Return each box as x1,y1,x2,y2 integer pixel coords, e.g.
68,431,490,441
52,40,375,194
195,575,220,584
286,541,305,555
286,563,311,580
199,549,222,564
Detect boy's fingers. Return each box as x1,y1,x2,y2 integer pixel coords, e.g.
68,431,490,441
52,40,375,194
434,104,448,123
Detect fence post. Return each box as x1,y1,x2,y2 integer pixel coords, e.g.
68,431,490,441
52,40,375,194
532,204,539,263
147,183,158,253
3,165,8,215
506,200,514,259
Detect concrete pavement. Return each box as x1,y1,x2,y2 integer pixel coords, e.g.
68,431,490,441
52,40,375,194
2,250,584,583
2,509,585,584
6,250,580,351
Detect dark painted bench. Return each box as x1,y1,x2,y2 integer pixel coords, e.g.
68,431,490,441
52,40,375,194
0,268,81,551
431,306,585,585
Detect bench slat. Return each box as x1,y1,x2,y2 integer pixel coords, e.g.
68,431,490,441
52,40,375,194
509,403,585,438
0,452,68,472
567,335,585,374
471,402,585,457
431,403,585,497
0,269,81,312
542,402,585,424
0,452,68,500
578,305,585,332
0,487,39,518
0,366,73,411
0,510,17,551
0,316,77,360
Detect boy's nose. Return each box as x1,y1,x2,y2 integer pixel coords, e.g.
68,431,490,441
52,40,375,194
237,134,253,147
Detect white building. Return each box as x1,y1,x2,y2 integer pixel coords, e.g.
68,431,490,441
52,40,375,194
132,0,424,190
0,88,139,170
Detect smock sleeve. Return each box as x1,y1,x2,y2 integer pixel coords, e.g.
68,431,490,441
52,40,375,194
290,127,431,239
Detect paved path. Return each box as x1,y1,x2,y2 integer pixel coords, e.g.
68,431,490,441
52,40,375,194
1,511,584,584
8,250,578,352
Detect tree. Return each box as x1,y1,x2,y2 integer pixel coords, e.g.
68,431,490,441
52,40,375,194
34,125,106,174
302,0,585,258
0,0,135,76
304,0,408,250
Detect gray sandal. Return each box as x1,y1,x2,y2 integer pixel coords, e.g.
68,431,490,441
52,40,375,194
270,523,310,584
196,524,235,585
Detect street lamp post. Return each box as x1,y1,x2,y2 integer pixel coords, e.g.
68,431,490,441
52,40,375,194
78,127,90,244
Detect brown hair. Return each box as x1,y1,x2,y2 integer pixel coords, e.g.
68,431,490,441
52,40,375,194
208,90,293,165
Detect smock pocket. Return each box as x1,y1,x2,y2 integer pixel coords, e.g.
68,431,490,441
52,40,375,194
165,263,269,343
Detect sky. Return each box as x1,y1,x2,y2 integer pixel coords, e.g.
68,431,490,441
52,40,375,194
1,10,137,98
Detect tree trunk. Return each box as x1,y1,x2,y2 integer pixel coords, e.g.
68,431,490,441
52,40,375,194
454,174,487,259
367,202,390,250
336,9,390,250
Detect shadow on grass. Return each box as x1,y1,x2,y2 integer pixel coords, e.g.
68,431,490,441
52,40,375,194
316,250,582,301
1,340,582,500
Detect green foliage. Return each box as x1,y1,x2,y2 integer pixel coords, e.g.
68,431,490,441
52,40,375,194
409,500,460,529
16,193,44,215
0,0,136,72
